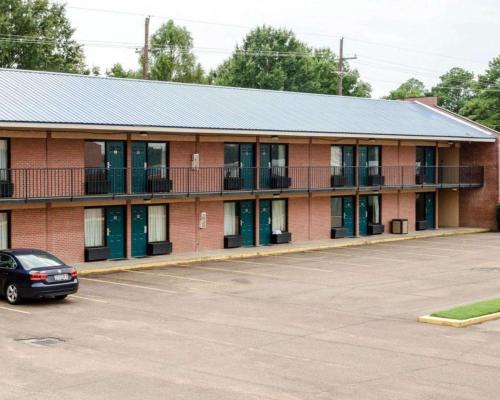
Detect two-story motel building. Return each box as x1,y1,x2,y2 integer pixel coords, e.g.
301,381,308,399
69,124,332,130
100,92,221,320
0,69,498,263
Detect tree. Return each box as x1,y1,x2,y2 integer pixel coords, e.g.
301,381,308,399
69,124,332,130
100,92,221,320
0,0,85,72
106,63,141,79
460,56,500,131
149,20,205,83
431,67,475,113
210,26,370,96
384,78,427,100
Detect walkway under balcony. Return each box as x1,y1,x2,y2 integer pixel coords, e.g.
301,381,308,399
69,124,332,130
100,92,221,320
0,165,484,203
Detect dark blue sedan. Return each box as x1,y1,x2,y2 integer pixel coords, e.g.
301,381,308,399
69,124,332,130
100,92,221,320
0,249,78,305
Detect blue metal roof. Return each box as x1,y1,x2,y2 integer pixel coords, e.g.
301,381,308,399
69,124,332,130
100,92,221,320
0,68,495,140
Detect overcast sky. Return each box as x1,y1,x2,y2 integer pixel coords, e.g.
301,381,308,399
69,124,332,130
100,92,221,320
64,0,500,98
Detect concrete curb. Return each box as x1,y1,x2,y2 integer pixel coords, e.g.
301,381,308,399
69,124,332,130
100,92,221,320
418,312,500,328
79,228,488,277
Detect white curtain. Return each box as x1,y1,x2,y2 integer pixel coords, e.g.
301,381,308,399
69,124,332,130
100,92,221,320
330,146,342,167
84,208,104,247
0,212,8,250
0,140,7,181
272,200,286,233
331,197,343,228
224,202,238,235
148,205,167,242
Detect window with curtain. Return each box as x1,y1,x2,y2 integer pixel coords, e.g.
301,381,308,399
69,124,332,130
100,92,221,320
272,200,287,233
271,144,287,176
85,141,105,168
224,202,239,236
0,212,8,250
147,143,167,178
84,208,105,247
368,195,381,224
331,197,343,228
148,205,167,242
224,144,240,178
0,140,8,182
331,145,342,176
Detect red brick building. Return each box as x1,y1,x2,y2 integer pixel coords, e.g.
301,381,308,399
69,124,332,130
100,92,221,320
0,69,497,263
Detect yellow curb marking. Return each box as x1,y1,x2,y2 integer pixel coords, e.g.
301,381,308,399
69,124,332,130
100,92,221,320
80,277,180,294
0,306,31,314
418,312,500,328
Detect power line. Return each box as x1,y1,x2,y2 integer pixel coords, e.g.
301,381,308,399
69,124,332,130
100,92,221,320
63,4,485,65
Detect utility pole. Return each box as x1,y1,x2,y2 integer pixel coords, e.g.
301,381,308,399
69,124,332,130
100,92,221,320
337,37,357,96
142,16,150,80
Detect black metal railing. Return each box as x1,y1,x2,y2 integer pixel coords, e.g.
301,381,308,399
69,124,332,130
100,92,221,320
0,165,484,201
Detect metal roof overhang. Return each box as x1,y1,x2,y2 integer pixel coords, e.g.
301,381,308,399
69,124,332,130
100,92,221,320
0,121,496,142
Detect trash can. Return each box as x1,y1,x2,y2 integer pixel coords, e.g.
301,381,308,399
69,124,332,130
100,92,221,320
391,218,408,234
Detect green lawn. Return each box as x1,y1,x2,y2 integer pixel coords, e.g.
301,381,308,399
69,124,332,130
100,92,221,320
431,298,500,320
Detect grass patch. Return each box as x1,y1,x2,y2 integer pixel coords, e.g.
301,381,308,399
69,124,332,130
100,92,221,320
431,298,500,320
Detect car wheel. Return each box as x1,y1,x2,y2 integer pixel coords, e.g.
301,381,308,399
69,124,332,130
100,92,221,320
54,295,67,301
5,283,21,305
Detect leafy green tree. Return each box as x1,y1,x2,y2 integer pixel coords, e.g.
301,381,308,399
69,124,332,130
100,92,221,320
149,20,205,83
0,0,85,72
210,26,370,96
460,56,500,130
384,78,427,100
431,67,475,113
106,63,141,79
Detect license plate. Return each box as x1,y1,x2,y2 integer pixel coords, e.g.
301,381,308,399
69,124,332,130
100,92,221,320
54,274,69,281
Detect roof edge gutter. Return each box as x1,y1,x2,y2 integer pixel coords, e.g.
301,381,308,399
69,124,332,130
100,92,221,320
0,121,496,143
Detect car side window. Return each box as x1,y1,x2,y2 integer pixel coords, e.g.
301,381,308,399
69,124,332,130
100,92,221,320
0,254,17,270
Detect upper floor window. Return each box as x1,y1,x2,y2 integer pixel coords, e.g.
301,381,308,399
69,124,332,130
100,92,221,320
147,143,167,170
85,141,105,169
271,144,287,170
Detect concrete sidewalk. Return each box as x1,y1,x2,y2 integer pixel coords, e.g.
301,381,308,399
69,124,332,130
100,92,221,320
76,227,489,276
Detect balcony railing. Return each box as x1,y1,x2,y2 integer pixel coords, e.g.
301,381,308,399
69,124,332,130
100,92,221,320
0,165,484,202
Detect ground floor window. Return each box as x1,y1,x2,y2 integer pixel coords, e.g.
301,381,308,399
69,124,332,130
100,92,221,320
84,208,105,247
271,199,287,233
368,195,381,224
0,212,8,250
331,197,343,228
224,202,239,236
148,205,168,242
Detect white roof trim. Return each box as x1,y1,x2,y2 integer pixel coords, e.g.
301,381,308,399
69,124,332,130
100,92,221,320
415,101,496,137
0,121,496,142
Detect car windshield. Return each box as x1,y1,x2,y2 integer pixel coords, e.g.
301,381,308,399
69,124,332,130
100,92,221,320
17,253,64,269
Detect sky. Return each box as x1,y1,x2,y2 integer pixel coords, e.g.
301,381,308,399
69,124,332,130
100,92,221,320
64,0,500,98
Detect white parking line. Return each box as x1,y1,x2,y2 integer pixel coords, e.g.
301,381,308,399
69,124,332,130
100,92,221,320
182,265,282,280
0,306,31,314
125,270,221,284
230,259,335,273
70,295,108,303
80,277,180,294
276,254,371,267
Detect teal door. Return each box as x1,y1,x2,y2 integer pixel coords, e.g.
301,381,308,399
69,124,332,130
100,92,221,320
131,205,147,257
425,193,435,228
343,146,355,186
425,147,436,184
259,144,271,189
259,200,271,245
106,206,125,259
343,196,355,237
132,142,147,193
240,200,254,246
240,144,254,190
359,196,368,236
359,146,368,186
106,141,125,193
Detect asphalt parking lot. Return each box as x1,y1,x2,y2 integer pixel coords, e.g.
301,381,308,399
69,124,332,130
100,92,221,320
1,232,499,400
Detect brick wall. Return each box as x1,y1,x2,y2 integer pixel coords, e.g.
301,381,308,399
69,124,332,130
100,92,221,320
11,208,47,250
310,144,331,189
170,141,196,193
381,193,398,231
460,140,499,230
169,201,196,253
47,207,85,263
288,196,309,242
198,200,224,250
399,192,416,232
310,196,330,240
